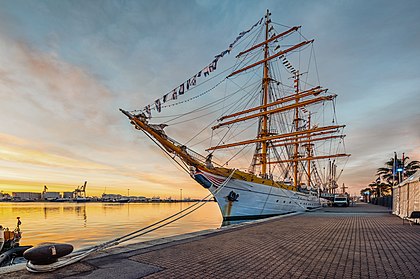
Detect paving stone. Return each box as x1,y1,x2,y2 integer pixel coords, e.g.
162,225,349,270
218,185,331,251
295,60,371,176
1,203,419,278
66,258,161,279
129,203,419,279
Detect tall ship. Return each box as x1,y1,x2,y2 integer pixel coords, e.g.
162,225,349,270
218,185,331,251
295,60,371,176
121,11,350,220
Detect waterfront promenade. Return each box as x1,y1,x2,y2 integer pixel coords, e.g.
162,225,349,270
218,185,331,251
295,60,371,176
2,202,419,278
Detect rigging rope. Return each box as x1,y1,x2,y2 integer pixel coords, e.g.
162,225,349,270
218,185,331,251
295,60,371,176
27,169,237,273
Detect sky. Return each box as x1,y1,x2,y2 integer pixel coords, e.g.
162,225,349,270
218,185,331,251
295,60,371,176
0,0,419,198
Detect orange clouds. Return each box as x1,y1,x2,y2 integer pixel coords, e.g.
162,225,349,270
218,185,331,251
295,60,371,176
0,133,111,170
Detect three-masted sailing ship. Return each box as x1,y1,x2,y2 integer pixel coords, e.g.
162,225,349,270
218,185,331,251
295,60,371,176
121,10,350,220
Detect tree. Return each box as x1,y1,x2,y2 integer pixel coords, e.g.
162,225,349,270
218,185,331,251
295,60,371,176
376,156,420,185
368,180,391,197
360,187,373,202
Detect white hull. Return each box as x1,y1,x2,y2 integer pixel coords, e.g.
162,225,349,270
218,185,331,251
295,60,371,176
194,170,321,220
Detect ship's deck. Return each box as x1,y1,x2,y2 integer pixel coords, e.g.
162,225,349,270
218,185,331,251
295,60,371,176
2,203,419,278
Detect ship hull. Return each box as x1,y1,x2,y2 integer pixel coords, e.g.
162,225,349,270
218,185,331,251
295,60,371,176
194,170,321,220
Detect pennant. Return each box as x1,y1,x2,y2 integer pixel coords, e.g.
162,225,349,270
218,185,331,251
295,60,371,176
145,105,151,117
155,99,161,113
140,17,264,115
190,75,197,86
203,66,210,77
172,88,178,100
209,59,218,72
187,75,196,90
179,83,185,95
402,152,405,174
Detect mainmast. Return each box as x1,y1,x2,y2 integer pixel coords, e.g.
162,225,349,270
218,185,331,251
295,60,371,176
306,113,313,187
260,9,271,177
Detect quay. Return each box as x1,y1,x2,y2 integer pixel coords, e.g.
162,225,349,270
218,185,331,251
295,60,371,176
1,203,419,278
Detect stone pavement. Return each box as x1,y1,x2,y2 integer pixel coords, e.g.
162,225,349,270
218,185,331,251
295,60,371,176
1,203,419,278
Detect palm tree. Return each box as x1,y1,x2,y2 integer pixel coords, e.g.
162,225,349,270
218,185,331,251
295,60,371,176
405,160,420,177
360,187,374,202
368,180,391,197
376,155,420,185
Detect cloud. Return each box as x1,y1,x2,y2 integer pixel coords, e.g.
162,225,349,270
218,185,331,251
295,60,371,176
0,133,111,170
0,0,419,198
0,35,115,123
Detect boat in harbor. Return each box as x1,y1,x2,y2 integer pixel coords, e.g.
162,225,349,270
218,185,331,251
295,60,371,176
121,10,349,221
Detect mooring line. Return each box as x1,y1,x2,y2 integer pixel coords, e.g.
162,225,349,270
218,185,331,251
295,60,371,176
27,169,236,273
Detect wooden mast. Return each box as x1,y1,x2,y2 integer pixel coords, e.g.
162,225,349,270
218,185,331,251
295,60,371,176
293,72,300,188
307,113,312,187
218,86,324,122
261,9,270,177
207,125,345,151
212,95,335,130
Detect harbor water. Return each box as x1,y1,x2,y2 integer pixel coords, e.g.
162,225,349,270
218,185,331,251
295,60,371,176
0,202,222,250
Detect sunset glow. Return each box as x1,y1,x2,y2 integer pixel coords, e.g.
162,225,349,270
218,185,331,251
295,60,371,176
0,1,419,198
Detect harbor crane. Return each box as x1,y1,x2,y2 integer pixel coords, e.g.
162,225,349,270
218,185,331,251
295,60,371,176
73,181,87,199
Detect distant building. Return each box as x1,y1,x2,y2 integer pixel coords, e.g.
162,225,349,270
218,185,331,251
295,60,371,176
101,193,122,201
151,196,161,202
42,192,61,200
1,192,11,201
12,192,41,201
129,196,147,202
63,192,73,199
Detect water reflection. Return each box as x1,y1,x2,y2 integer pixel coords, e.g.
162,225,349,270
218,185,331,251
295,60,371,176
0,202,222,250
43,206,60,219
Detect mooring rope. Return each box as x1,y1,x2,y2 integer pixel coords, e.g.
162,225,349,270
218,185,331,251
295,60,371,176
26,169,236,273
